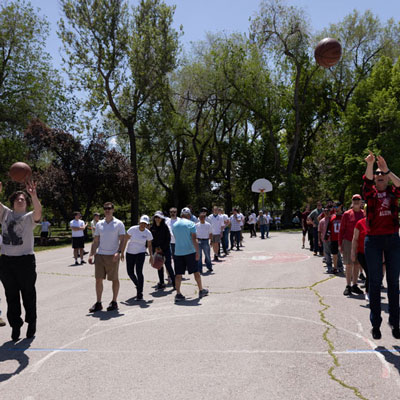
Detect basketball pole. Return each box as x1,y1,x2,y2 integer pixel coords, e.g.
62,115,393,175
261,189,265,211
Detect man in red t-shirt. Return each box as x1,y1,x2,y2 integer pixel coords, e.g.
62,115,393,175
363,151,400,340
339,194,365,295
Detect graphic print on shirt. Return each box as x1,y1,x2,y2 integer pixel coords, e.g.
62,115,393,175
377,192,392,217
3,214,24,246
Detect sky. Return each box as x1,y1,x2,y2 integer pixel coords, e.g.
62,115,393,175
30,0,400,68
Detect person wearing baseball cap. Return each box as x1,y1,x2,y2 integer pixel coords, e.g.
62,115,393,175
120,214,153,301
171,208,209,302
339,194,365,296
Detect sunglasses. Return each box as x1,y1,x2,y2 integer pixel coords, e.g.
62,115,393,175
103,207,113,210
374,171,385,176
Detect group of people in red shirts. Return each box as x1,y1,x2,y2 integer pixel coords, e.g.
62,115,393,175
302,152,400,340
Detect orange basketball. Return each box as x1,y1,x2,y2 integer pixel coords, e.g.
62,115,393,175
314,38,342,68
9,162,32,183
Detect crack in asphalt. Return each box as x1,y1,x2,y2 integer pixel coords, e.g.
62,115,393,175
39,271,369,398
310,278,368,400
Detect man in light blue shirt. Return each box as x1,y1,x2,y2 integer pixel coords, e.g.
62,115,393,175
172,208,209,302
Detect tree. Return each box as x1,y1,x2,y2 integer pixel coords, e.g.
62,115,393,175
58,0,180,224
24,119,133,221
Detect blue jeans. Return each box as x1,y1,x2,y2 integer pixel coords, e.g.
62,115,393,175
313,227,322,254
198,239,212,272
365,234,400,328
260,225,266,239
265,224,270,238
230,230,241,249
223,227,230,252
323,241,332,270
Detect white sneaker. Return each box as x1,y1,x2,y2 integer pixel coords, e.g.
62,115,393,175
365,293,369,302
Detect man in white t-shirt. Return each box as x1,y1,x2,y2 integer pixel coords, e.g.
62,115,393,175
165,207,180,257
88,202,126,313
207,206,223,261
218,207,230,256
70,212,87,265
196,211,213,273
40,216,51,245
248,211,257,237
90,212,100,237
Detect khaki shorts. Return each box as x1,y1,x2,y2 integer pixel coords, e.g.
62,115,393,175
212,234,221,243
95,254,119,281
341,239,352,265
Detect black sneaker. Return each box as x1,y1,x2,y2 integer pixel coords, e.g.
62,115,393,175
343,286,351,296
359,273,366,281
107,301,118,311
371,327,381,340
74,261,79,266
351,285,363,295
136,293,143,300
26,322,36,338
214,255,219,261
89,302,103,313
11,326,20,341
392,328,400,339
157,283,166,290
199,288,209,298
80,260,86,265
175,293,185,302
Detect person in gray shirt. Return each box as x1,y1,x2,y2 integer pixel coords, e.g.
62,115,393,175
0,180,42,341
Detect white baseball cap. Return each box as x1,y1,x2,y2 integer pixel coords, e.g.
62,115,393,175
181,207,191,216
153,211,165,219
139,215,150,224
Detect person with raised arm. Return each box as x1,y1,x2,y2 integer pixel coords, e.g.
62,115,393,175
0,180,42,341
363,151,400,340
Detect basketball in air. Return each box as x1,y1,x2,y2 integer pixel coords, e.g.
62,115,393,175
9,162,32,183
314,38,342,68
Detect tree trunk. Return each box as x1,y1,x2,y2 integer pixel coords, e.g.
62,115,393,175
128,125,139,225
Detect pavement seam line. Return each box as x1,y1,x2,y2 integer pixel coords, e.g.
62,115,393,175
310,279,368,400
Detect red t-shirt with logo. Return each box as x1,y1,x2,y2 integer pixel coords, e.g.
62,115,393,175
328,214,342,242
339,209,365,246
355,218,367,254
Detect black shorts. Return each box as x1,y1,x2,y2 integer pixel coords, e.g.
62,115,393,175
330,240,339,255
72,237,85,249
302,228,307,237
174,253,198,275
40,232,49,238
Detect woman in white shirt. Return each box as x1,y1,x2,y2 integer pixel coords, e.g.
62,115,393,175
121,215,153,300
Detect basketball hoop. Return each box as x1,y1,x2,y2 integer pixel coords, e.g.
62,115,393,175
251,179,273,211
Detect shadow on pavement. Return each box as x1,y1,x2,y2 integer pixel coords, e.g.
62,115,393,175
120,298,153,308
86,311,125,320
150,289,174,298
0,338,32,382
376,346,400,375
175,298,201,307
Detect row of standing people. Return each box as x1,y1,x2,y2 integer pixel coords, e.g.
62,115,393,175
301,152,400,341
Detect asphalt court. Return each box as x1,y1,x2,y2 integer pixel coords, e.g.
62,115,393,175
1,232,400,399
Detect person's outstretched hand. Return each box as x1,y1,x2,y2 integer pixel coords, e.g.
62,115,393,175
376,155,389,173
365,150,375,165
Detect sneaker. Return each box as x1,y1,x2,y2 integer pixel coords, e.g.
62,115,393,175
175,293,185,302
332,269,338,274
136,293,143,301
89,302,103,313
343,286,351,296
207,268,213,272
80,260,86,265
359,273,366,281
0,317,6,327
157,283,166,290
214,255,219,261
199,288,209,298
392,328,400,339
74,261,79,266
365,292,369,302
301,245,305,249
351,285,363,295
26,322,36,338
107,301,118,311
11,326,20,341
371,327,381,340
